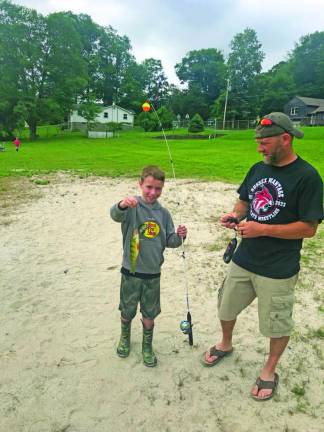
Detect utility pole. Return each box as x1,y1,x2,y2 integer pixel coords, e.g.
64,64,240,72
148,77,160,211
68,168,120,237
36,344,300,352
222,78,230,130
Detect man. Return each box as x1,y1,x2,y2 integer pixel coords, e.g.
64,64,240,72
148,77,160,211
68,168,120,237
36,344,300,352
203,112,323,401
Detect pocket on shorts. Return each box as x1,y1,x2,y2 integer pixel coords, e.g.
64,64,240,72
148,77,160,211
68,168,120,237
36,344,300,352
269,294,294,333
271,294,294,310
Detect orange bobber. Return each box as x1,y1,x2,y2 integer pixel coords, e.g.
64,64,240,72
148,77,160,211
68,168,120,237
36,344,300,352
142,102,151,112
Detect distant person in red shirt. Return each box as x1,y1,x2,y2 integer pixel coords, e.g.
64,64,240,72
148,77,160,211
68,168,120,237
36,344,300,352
13,137,21,152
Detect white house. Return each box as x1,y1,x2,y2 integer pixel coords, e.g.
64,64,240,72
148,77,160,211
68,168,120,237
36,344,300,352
69,103,134,131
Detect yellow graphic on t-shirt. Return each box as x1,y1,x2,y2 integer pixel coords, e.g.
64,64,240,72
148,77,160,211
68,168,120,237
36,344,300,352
139,221,160,238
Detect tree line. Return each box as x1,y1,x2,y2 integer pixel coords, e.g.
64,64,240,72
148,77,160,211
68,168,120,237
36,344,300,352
1,1,324,139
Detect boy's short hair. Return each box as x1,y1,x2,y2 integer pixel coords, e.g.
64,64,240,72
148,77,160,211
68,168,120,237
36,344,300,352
140,165,165,182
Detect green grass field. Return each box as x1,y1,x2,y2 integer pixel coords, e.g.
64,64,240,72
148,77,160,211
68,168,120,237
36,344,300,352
1,126,324,182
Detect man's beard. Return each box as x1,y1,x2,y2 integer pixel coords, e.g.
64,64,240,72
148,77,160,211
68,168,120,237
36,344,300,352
263,147,284,166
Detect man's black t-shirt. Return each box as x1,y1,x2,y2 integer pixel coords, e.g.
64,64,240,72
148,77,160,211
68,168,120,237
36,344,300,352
233,156,323,279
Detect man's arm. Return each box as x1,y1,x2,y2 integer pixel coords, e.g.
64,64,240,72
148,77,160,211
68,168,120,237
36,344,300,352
233,200,249,221
238,220,319,239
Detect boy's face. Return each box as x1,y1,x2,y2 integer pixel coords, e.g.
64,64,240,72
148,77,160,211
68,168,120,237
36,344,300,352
139,176,164,204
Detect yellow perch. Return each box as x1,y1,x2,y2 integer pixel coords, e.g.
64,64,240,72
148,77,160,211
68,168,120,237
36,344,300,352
130,228,139,273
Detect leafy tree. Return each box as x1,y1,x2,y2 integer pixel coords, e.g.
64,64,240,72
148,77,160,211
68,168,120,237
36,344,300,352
141,58,169,107
55,16,136,107
289,31,324,98
136,111,158,132
45,13,87,118
0,2,86,139
78,94,101,130
0,100,20,138
175,48,226,106
96,26,135,105
257,62,296,115
211,89,236,120
167,85,185,116
168,87,210,119
0,2,46,138
59,12,142,112
136,106,173,131
61,12,102,99
188,113,204,133
227,28,265,118
13,100,29,135
118,58,169,112
155,106,174,130
118,61,146,112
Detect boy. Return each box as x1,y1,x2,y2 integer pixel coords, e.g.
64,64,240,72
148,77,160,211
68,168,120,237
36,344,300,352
110,165,187,367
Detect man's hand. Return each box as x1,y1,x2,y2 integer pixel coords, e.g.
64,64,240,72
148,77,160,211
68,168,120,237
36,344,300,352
220,213,240,229
220,200,249,228
238,220,318,240
237,221,265,238
119,196,138,209
177,224,187,238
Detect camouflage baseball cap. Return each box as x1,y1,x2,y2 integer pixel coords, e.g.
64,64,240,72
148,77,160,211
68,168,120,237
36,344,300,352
255,112,304,139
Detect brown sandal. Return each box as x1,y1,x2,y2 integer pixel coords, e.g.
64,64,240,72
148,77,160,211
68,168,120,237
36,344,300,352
251,373,279,401
201,346,233,367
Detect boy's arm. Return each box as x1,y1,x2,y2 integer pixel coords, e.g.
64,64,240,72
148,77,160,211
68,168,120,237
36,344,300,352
165,211,184,248
110,202,128,222
166,231,182,248
110,196,138,222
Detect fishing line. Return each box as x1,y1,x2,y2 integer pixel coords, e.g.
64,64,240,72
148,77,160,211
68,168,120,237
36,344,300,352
142,101,193,345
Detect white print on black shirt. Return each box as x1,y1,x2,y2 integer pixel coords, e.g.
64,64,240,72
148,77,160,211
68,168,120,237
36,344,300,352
248,177,286,221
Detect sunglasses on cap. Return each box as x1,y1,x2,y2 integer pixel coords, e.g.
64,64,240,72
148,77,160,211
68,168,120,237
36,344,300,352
258,117,290,133
258,118,275,126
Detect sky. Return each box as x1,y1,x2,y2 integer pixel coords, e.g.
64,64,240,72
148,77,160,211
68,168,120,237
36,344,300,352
12,0,324,84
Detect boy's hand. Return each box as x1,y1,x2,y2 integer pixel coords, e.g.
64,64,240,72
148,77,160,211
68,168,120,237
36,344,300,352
119,196,138,209
177,225,187,238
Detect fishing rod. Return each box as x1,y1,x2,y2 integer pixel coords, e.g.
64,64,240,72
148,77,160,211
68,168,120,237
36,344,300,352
142,101,193,346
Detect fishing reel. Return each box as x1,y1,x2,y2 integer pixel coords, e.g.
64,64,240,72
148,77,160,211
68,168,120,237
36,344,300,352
180,312,193,345
180,319,191,335
223,217,239,264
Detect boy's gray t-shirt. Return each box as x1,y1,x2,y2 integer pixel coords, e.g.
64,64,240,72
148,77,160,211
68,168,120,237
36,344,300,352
110,196,182,274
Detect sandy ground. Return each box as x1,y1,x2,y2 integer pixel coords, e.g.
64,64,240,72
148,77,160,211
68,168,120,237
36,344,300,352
1,174,323,432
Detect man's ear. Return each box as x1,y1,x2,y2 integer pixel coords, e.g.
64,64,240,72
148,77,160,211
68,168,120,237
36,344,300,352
282,132,292,147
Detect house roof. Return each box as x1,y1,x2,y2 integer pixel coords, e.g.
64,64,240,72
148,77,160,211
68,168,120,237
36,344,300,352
296,96,324,107
311,106,324,114
109,104,135,115
72,104,134,115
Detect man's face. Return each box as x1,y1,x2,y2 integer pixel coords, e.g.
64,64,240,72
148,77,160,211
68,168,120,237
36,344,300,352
139,176,164,204
256,133,287,165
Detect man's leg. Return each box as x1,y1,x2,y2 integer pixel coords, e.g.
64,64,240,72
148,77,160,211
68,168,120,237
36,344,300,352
204,319,236,363
251,336,289,399
204,263,256,364
253,273,298,399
